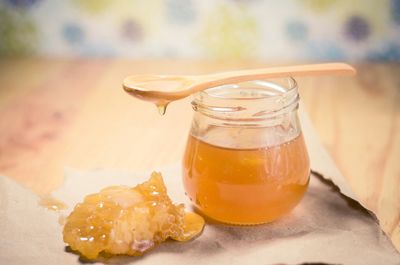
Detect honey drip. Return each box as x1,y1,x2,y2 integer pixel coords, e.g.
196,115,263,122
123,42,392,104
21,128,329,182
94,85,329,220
63,172,204,260
156,103,168,115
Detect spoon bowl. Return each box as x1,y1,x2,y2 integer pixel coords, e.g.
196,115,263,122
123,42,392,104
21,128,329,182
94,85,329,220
123,75,199,103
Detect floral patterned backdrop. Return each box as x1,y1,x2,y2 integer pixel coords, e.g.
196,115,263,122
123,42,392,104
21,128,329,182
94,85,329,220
0,0,399,61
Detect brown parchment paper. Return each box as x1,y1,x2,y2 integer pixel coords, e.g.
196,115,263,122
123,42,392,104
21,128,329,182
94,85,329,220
0,108,399,265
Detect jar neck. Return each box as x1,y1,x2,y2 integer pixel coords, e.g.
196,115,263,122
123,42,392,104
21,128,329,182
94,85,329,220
191,78,299,127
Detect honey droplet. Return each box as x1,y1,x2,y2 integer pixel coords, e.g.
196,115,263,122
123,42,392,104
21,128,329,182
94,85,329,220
173,212,205,241
156,103,168,115
38,195,68,211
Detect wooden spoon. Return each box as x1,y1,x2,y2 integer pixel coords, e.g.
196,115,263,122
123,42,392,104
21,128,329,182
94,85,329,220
123,62,356,110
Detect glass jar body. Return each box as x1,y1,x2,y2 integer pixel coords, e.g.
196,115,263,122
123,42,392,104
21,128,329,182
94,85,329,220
182,79,310,225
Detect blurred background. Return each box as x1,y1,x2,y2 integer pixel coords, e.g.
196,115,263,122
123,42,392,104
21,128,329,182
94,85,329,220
1,0,399,61
1,0,400,252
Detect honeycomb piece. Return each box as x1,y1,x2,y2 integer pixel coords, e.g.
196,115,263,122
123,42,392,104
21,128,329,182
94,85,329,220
63,172,205,259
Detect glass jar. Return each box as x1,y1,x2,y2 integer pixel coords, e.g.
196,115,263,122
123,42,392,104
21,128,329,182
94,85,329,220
182,77,310,225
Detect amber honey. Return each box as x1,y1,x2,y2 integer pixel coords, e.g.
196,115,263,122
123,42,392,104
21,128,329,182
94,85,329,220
183,133,310,224
63,172,205,259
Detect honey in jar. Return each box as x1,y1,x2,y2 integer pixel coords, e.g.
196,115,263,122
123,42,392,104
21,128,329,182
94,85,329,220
182,78,310,225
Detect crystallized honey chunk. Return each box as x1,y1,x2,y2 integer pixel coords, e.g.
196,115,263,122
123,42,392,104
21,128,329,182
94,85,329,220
63,172,205,259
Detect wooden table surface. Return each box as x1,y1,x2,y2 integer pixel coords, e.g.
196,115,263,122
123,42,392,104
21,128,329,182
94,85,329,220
0,58,399,251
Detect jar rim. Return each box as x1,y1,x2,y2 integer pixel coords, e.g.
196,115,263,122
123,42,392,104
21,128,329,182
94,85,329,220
195,77,297,101
191,77,300,124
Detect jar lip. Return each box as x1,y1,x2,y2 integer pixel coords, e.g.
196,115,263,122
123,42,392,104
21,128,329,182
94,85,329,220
196,77,297,101
191,77,299,123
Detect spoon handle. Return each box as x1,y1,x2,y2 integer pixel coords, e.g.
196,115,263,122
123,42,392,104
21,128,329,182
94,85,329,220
202,63,356,87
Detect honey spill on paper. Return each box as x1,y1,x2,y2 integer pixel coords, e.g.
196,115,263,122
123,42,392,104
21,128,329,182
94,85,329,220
38,195,68,211
63,172,205,259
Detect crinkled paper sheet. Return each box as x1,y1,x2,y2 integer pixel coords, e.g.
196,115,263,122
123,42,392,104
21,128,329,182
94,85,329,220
0,109,399,265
